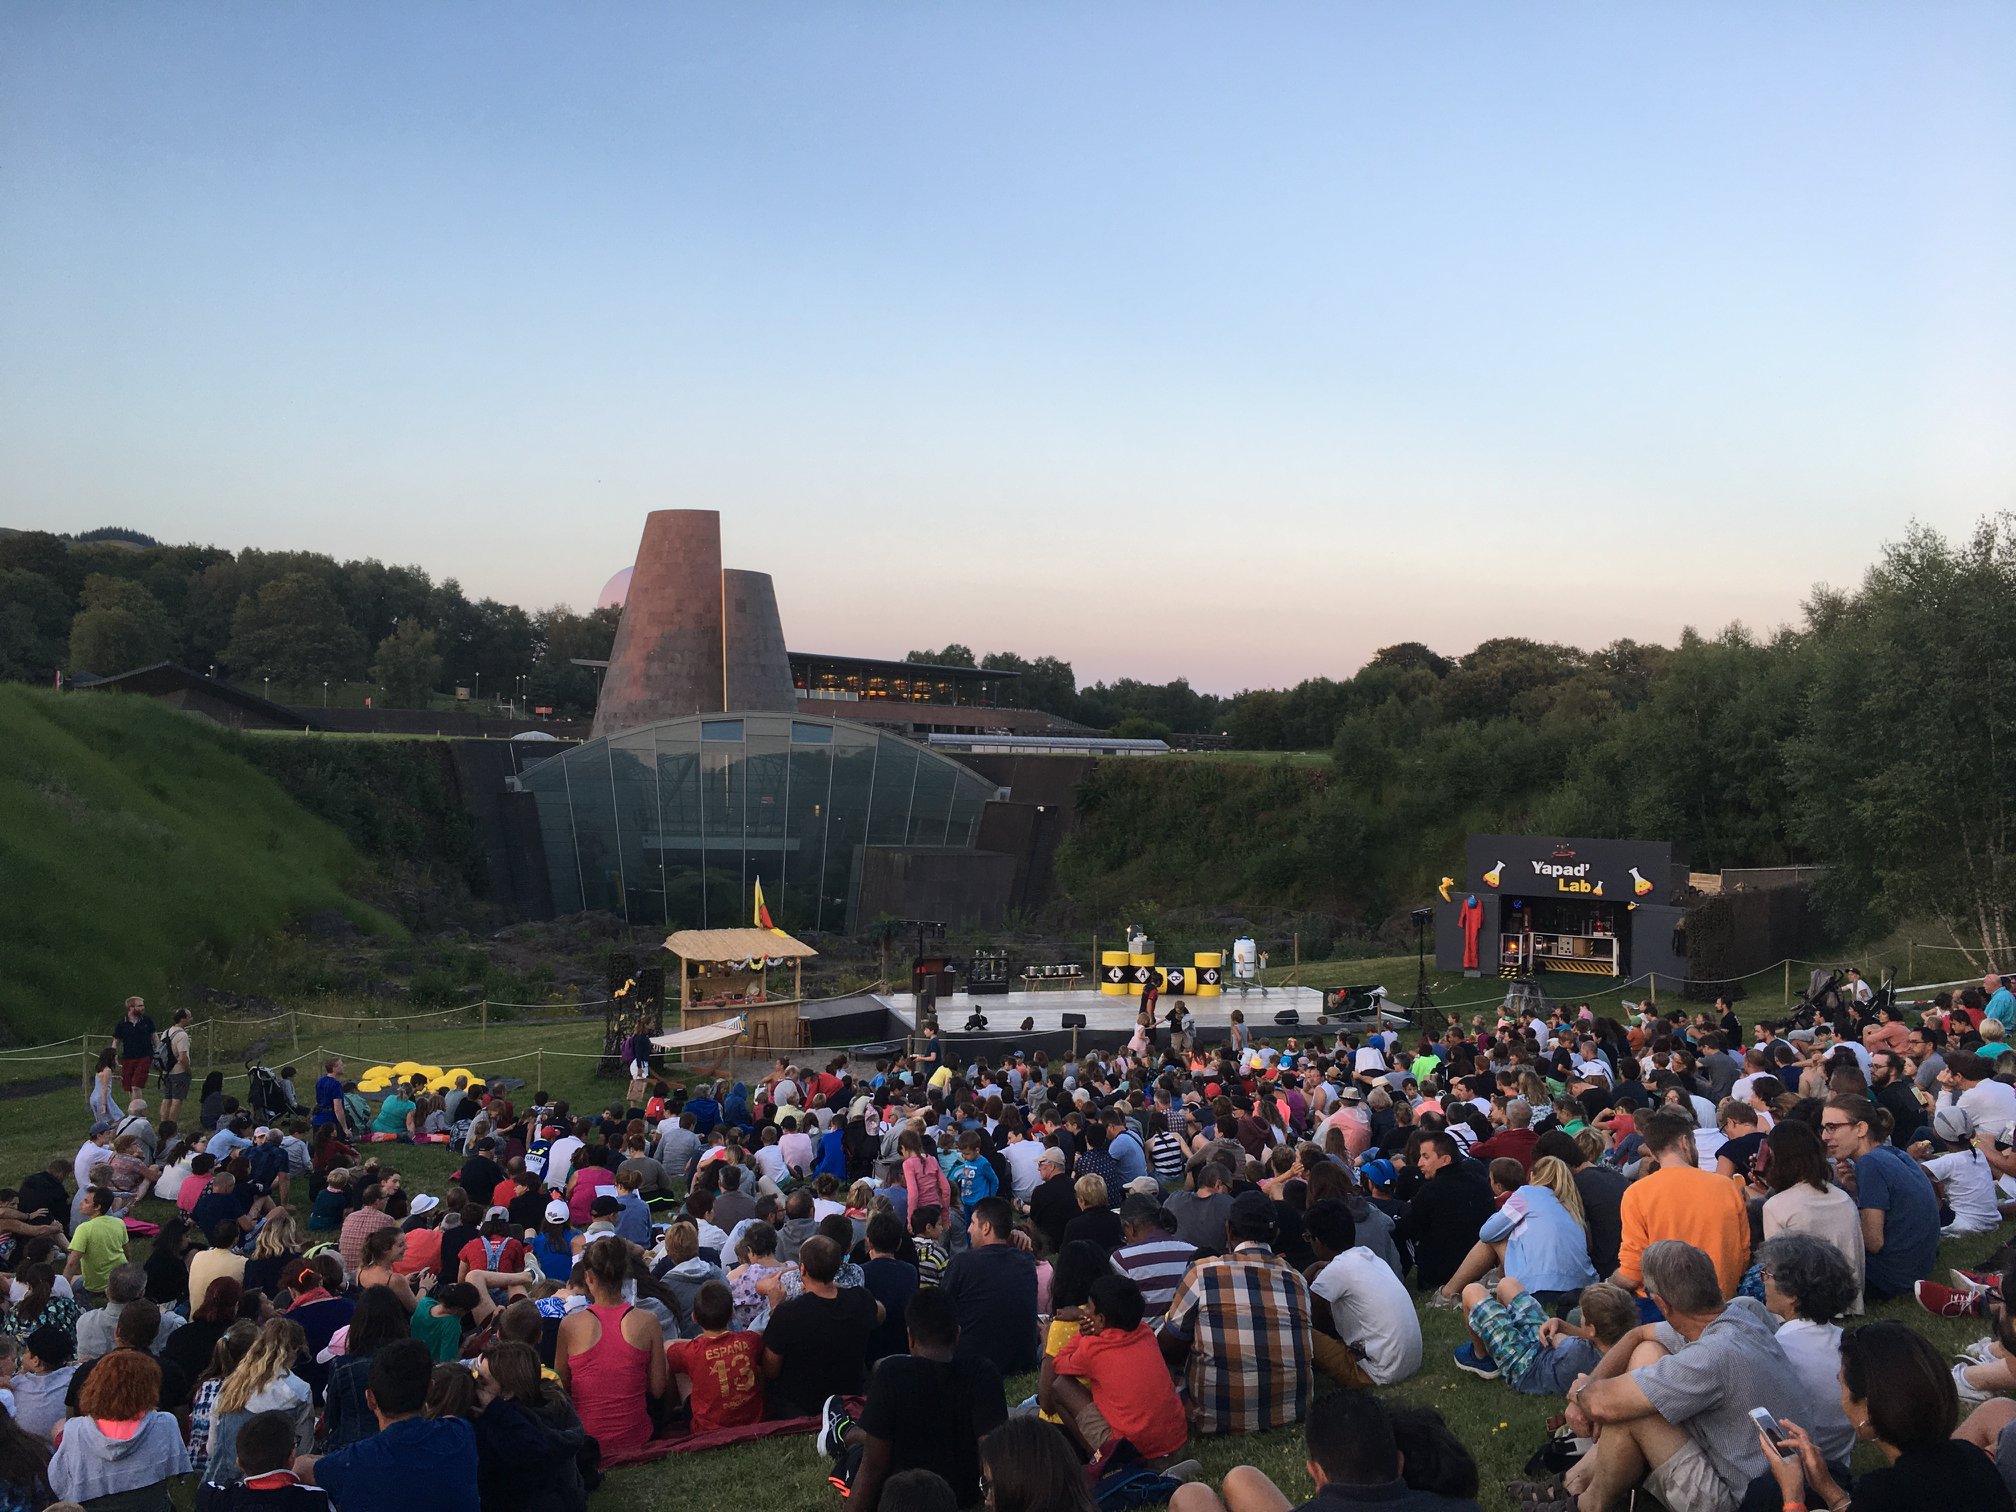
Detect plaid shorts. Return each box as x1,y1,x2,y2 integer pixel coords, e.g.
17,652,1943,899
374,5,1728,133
1468,1289,1548,1383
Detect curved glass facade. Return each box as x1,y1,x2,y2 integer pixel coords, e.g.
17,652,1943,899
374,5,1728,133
516,713,999,931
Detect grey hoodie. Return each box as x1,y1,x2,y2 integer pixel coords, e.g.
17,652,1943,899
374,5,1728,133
1344,1193,1407,1282
48,1411,191,1504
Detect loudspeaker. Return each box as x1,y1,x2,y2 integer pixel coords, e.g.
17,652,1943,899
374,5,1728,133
1061,1013,1087,1029
1273,1009,1300,1026
963,1012,989,1032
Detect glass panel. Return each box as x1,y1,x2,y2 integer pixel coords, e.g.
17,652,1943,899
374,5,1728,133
790,721,833,745
567,741,621,915
700,723,745,929
782,737,832,932
652,732,706,930
610,732,660,925
908,753,957,845
865,736,919,846
700,719,743,742
820,726,878,933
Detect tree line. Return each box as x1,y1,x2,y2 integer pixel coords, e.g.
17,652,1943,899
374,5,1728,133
0,531,619,713
1056,518,2016,966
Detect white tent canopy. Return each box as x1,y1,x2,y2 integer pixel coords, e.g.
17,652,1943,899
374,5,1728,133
650,1016,746,1051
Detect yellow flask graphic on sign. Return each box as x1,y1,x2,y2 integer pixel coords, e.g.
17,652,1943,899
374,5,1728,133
1482,862,1505,888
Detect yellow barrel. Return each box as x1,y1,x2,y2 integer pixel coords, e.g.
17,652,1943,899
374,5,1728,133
1099,950,1130,996
1160,967,1194,995
1127,951,1154,996
1194,951,1223,997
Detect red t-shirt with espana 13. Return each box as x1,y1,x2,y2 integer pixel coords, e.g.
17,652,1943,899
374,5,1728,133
665,1330,765,1431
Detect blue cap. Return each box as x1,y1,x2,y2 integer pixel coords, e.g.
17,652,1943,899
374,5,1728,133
1359,1158,1397,1188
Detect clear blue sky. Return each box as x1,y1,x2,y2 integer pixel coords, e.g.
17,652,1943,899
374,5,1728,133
4,4,2013,692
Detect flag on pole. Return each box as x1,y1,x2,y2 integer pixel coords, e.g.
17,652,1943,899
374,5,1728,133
753,877,787,937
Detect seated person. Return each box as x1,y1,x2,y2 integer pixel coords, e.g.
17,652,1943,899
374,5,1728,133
1303,1199,1421,1389
1041,1274,1188,1472
663,1280,763,1433
196,1407,331,1510
1562,1240,1818,1512
820,1286,1007,1512
1762,1322,2011,1512
761,1236,882,1418
1431,1155,1598,1310
1157,1191,1313,1437
1452,1278,1636,1393
1168,1388,1484,1512
296,1338,479,1511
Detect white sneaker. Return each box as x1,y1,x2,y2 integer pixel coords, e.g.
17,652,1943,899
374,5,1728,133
1954,1361,1993,1405
1961,1338,2001,1364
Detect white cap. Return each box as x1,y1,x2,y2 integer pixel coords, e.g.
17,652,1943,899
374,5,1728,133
408,1193,440,1215
544,1198,571,1224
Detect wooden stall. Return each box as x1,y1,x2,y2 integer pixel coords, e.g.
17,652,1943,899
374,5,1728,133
663,928,818,1058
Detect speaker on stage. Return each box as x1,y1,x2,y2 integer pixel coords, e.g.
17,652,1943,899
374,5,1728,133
1273,1009,1300,1026
1061,1012,1087,1029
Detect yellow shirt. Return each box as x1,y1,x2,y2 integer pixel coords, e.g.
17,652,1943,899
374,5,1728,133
71,1214,130,1293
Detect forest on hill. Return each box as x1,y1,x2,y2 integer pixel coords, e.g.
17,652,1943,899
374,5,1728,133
4,517,2013,962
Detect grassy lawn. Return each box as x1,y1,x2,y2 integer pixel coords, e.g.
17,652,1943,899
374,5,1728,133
5,1011,2005,1510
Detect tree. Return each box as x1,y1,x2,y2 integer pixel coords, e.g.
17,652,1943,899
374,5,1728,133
224,572,367,686
1791,517,2016,966
0,568,73,682
370,619,443,707
906,644,976,667
67,574,175,675
981,650,1078,716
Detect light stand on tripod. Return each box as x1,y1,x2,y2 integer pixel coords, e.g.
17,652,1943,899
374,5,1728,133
1408,906,1435,1014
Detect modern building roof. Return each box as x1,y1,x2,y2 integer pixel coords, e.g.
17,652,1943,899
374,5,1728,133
72,662,321,730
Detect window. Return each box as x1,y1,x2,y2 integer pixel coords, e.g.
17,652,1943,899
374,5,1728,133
790,721,833,745
700,720,743,742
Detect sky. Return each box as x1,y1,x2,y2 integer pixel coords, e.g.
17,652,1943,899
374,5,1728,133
4,4,2014,693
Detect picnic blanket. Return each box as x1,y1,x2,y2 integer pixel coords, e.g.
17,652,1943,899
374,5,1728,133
599,1414,819,1466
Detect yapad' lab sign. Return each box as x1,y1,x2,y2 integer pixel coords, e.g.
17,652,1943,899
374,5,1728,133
1457,835,1675,903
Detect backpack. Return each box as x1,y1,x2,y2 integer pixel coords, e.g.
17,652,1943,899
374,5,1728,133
151,1029,180,1078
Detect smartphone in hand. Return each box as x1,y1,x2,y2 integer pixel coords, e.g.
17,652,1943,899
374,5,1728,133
1748,1407,1795,1459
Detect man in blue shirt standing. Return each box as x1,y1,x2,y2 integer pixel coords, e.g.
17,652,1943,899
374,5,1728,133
312,1057,350,1137
298,1338,477,1511
1985,973,2016,1035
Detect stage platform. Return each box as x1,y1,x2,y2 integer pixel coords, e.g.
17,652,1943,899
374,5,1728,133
868,985,1341,1061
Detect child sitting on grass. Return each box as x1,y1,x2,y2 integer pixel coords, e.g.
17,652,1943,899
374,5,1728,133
1453,1279,1638,1394
663,1280,764,1432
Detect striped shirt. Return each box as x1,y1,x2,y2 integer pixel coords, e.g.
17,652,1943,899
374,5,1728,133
1111,1236,1198,1316
1156,1242,1312,1435
1148,1133,1187,1185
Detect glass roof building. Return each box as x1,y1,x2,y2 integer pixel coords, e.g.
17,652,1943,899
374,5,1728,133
514,712,1000,931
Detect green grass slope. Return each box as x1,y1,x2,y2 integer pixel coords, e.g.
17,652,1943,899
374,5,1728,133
0,686,395,1044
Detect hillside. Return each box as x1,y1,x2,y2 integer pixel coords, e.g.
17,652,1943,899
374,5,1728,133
0,686,396,1044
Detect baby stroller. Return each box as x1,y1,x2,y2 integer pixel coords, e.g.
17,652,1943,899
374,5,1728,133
243,1038,292,1122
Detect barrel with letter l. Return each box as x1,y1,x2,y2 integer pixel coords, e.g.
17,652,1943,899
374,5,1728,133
1099,950,1130,996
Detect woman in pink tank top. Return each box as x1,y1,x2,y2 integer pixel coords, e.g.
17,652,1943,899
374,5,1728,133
556,1236,666,1463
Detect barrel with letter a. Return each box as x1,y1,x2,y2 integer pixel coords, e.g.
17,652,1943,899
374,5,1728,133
1127,952,1155,995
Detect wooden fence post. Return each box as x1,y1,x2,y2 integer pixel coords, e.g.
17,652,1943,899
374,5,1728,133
1783,960,1791,1007
1907,942,1914,982
1293,933,1300,968
81,1040,89,1093
536,1048,544,1089
482,1000,489,1038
